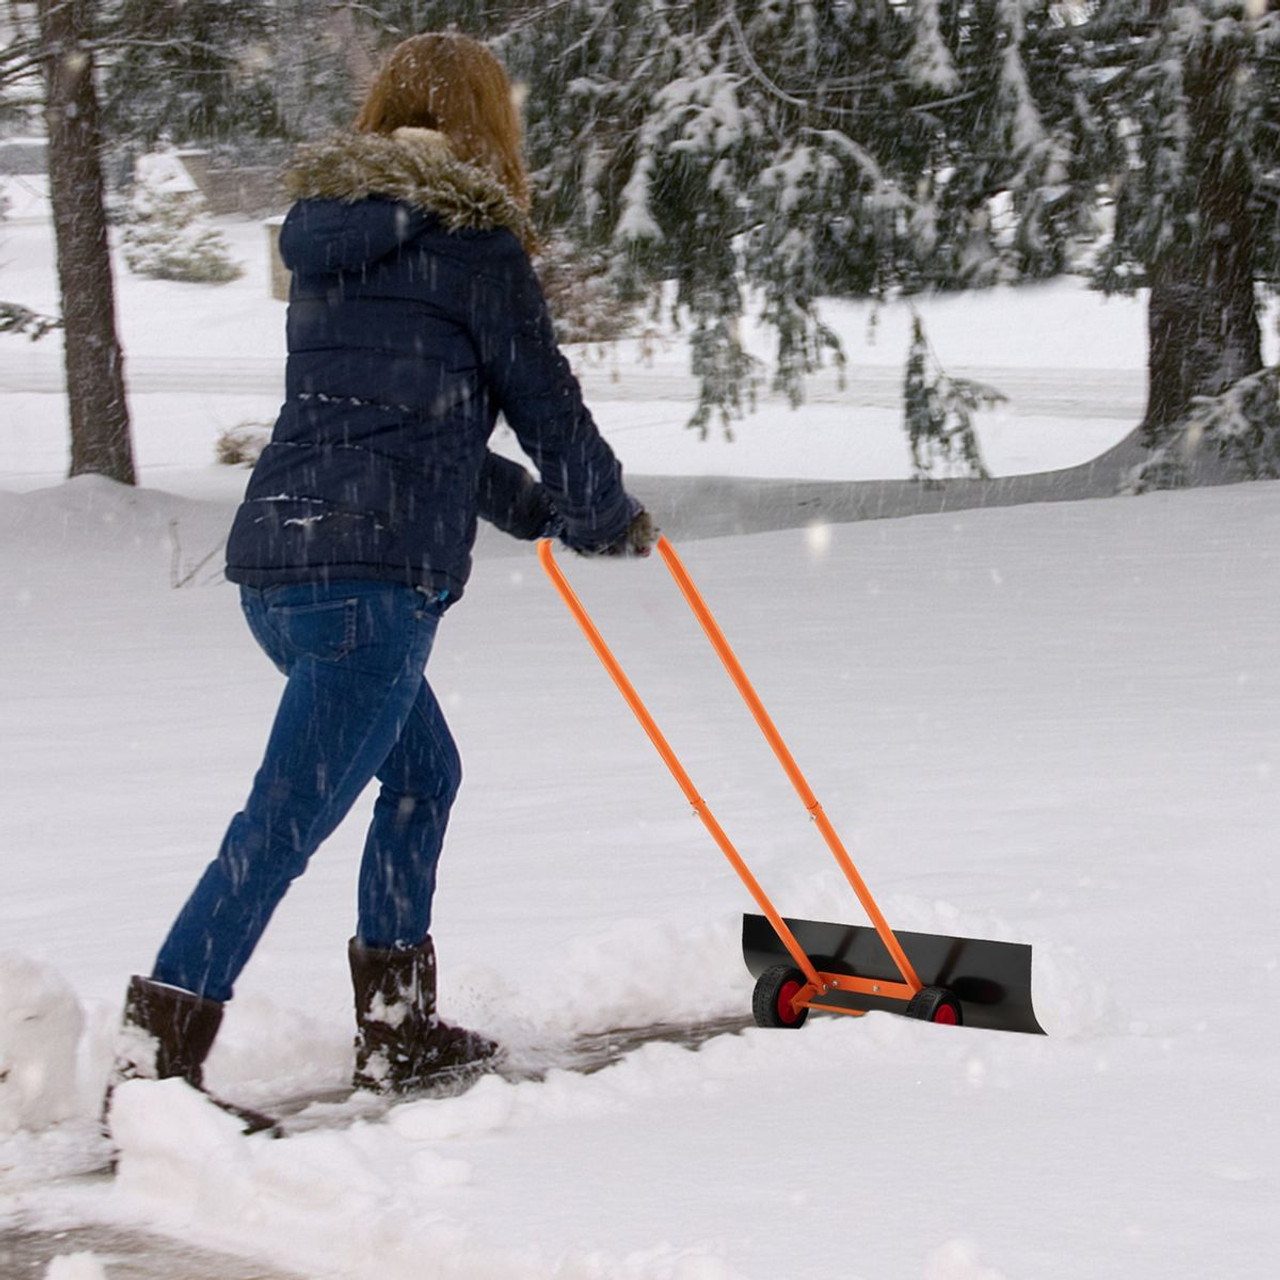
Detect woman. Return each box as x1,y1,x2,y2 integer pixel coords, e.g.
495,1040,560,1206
112,33,655,1127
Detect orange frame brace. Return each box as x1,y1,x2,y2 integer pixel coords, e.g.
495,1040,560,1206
537,535,923,1007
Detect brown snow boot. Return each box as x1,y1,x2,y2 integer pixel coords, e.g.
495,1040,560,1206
349,937,499,1094
107,975,280,1136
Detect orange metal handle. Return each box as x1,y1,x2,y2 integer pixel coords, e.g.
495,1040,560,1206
652,538,922,993
537,535,921,995
536,538,824,988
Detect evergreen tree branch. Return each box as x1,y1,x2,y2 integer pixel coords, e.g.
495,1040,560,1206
0,301,63,340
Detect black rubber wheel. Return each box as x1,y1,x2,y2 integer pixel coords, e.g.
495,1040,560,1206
752,965,810,1029
904,985,963,1026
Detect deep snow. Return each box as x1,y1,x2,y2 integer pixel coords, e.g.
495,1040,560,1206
1,190,1277,1279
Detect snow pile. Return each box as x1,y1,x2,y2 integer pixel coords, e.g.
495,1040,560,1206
109,1078,746,1279
481,908,748,1062
0,953,84,1133
44,1254,109,1280
923,1239,1009,1280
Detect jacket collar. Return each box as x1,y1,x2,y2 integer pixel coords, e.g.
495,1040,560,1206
284,128,530,242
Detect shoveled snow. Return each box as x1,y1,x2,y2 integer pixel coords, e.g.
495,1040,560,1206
1,197,1277,1278
44,1253,109,1280
0,955,83,1135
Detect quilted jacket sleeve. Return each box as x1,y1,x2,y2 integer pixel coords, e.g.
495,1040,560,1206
468,233,634,552
477,452,558,540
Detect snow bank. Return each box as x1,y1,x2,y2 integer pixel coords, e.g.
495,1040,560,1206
0,953,83,1134
44,1254,109,1280
109,1078,746,1279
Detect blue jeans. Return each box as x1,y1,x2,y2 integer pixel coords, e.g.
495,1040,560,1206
152,580,460,1002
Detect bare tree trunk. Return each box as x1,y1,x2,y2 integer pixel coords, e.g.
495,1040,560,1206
1141,27,1263,447
38,0,136,485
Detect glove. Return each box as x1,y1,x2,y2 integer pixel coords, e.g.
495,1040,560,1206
575,506,660,559
537,510,567,542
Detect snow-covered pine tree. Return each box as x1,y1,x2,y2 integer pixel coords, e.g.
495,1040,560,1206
468,1,1091,454
1128,365,1280,490
0,301,62,340
270,0,366,141
100,0,284,149
904,316,1000,482
481,0,1280,482
122,148,243,283
37,0,1276,483
1186,368,1280,480
1048,0,1280,472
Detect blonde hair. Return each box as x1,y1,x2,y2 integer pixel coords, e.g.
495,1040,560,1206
354,33,530,215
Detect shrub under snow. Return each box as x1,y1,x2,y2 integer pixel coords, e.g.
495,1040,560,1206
122,149,243,285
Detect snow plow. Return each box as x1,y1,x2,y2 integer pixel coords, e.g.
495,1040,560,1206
538,536,1046,1037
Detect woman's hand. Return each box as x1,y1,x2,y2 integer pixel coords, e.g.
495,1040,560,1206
576,507,660,558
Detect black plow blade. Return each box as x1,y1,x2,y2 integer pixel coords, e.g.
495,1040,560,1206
742,913,1046,1035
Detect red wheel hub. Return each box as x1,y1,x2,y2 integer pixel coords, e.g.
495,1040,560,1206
932,1001,959,1025
777,980,803,1025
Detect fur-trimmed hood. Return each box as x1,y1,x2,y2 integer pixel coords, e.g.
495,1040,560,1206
284,127,531,244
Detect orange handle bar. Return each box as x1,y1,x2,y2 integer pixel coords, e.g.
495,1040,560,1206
537,535,922,995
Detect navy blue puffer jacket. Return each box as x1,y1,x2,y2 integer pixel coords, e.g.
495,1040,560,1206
225,129,634,600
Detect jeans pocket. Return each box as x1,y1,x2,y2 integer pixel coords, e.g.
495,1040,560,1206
275,597,359,663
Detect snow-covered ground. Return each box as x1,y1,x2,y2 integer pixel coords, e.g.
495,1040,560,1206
1,187,1277,1279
